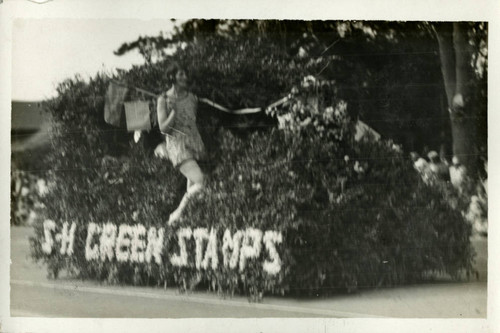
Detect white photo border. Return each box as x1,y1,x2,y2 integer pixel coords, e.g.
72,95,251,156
1,0,498,332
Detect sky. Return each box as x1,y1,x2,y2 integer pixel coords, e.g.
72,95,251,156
12,18,178,101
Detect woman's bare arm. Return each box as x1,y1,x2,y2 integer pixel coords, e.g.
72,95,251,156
157,95,176,133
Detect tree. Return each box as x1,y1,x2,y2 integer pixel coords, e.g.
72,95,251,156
433,22,487,176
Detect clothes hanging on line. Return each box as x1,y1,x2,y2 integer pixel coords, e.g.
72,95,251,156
104,82,129,127
124,100,152,132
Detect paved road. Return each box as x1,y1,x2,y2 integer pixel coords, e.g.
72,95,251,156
9,226,487,318
11,282,328,318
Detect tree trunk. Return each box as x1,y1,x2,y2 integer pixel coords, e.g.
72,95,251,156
435,23,456,105
434,22,477,175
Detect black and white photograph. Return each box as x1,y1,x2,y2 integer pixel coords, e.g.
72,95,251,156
1,1,498,332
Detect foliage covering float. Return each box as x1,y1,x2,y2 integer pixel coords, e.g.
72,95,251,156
30,37,474,299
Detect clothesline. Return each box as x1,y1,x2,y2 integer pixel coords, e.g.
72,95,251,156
105,79,297,143
198,98,263,115
110,79,158,98
109,79,292,115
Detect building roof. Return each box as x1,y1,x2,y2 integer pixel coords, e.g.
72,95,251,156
11,101,46,131
11,101,51,152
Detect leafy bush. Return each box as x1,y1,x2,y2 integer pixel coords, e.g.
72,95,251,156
11,145,54,226
11,169,40,226
178,128,474,297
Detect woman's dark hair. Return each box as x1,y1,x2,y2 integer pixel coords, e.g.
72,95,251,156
165,62,188,86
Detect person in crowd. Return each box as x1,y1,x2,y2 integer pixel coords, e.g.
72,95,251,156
449,156,467,192
482,160,487,196
157,63,206,225
427,150,450,181
410,152,432,184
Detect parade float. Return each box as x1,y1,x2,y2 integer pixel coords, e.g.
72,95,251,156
28,23,480,301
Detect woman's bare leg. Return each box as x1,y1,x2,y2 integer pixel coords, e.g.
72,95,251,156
187,178,194,191
168,159,205,225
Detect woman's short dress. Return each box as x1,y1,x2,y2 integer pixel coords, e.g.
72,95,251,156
163,87,205,168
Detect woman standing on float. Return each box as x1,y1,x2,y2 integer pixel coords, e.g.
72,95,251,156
157,63,205,225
